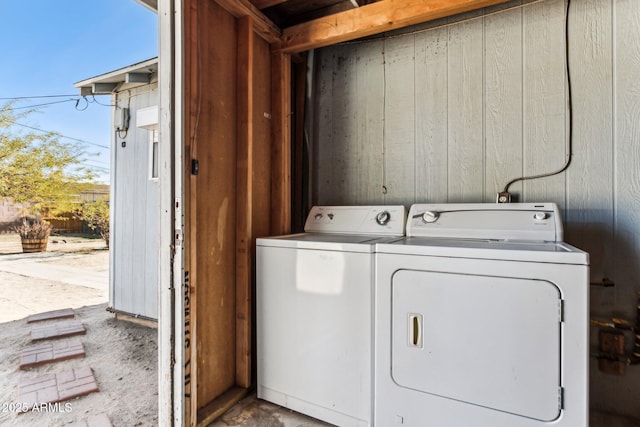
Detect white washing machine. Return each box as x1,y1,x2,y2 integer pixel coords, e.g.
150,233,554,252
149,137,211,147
257,205,406,427
374,203,589,427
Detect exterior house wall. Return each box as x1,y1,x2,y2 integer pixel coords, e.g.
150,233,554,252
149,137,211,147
311,0,640,419
111,81,159,320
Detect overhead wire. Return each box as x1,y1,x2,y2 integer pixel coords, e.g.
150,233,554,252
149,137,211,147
0,94,78,100
7,99,78,110
1,96,112,112
83,162,110,172
0,91,150,110
86,95,116,107
1,96,121,175
3,119,110,150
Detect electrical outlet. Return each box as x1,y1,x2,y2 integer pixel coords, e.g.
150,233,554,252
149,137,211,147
496,192,511,203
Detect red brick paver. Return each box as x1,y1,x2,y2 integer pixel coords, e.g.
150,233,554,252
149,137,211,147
27,308,75,323
20,338,85,369
30,320,86,342
17,366,99,410
67,413,113,427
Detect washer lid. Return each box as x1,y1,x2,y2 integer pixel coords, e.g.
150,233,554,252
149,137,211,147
257,233,402,253
407,203,563,242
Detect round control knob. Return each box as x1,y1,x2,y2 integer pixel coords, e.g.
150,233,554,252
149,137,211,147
422,211,439,223
376,211,391,226
533,212,547,221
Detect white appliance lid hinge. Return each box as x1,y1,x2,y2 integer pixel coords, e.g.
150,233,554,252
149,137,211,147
559,299,565,322
559,386,564,410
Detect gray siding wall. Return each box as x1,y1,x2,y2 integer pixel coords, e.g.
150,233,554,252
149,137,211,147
311,0,640,419
111,82,159,320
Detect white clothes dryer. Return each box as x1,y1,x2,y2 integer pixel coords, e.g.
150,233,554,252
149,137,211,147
257,205,406,427
374,203,589,427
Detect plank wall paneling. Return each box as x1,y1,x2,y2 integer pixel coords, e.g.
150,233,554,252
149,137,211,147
522,0,567,204
313,41,386,205
565,0,613,303
312,47,334,204
614,0,640,325
112,85,160,320
447,17,484,201
385,35,417,204
483,2,523,202
415,26,449,202
356,41,386,205
597,0,640,418
311,0,640,419
292,54,308,232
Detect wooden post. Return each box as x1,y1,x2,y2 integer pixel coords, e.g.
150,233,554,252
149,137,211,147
236,15,254,389
184,0,198,424
271,51,292,235
292,53,307,232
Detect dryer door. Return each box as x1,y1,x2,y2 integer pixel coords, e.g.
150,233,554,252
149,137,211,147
391,269,562,421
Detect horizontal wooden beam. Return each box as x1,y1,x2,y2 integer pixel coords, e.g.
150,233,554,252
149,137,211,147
214,0,281,43
126,72,152,84
92,82,118,94
196,386,249,427
251,0,288,9
274,0,511,53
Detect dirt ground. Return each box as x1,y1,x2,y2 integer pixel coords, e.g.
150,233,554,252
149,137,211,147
0,234,158,427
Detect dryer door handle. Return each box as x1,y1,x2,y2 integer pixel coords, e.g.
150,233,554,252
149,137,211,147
408,313,423,348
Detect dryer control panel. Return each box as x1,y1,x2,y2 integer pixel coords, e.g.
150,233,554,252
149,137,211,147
407,203,563,242
304,205,406,236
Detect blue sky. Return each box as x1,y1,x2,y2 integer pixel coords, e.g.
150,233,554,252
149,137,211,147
0,0,158,183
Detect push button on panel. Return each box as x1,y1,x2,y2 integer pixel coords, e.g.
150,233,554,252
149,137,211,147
421,211,439,223
534,212,548,221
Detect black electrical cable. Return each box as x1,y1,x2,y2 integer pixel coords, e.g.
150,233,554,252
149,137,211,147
75,97,89,111
503,0,573,194
6,99,78,110
87,95,115,107
0,94,78,100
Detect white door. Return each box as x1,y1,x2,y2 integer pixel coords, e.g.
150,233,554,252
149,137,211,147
391,269,562,421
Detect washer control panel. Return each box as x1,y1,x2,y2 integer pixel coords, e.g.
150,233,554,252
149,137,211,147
305,205,406,235
407,203,563,242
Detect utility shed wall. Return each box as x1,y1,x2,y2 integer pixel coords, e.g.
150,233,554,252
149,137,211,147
311,0,640,419
112,82,159,320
